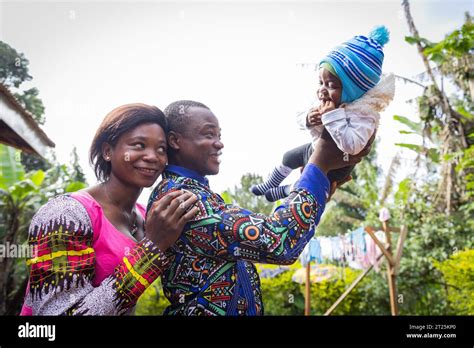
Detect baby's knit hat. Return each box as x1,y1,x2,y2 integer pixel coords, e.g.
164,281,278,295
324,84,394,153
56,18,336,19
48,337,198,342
319,26,390,103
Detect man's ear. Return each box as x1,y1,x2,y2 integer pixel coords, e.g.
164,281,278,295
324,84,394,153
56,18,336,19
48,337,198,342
167,131,180,151
102,143,112,161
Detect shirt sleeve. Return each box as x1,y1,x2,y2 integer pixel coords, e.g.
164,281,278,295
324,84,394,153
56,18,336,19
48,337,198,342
149,165,329,265
24,195,169,315
322,108,377,155
296,109,309,130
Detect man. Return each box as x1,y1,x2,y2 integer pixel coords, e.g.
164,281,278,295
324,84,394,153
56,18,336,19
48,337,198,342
147,100,371,315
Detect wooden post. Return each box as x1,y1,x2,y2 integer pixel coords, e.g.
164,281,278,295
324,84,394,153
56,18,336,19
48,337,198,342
304,262,311,316
323,221,407,316
382,221,399,316
382,221,391,245
394,225,408,275
365,227,396,266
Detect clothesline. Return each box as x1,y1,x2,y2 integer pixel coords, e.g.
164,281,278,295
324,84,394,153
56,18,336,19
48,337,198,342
299,227,388,271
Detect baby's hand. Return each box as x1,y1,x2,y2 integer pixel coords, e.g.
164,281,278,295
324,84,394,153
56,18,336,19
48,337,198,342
319,100,337,114
306,107,322,127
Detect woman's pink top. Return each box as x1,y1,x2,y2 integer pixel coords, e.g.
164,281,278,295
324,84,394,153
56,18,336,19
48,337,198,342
20,191,146,315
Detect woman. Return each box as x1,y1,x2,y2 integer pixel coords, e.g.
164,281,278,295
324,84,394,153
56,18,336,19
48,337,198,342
21,103,198,315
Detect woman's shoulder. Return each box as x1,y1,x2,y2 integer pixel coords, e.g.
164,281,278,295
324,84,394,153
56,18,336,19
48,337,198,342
29,193,94,237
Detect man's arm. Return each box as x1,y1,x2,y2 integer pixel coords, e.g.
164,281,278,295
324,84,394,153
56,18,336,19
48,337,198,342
150,165,329,264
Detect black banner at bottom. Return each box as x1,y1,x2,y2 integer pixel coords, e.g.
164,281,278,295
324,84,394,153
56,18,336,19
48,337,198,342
0,315,472,346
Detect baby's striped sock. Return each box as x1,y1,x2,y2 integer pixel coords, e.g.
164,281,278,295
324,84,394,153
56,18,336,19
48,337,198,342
251,165,292,196
264,185,291,202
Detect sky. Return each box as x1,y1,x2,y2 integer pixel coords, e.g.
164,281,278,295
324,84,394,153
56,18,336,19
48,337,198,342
0,0,472,204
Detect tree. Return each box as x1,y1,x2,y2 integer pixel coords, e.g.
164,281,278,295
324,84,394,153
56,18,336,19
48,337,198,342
0,41,32,89
0,41,46,127
14,88,45,125
374,3,474,314
222,173,275,216
69,146,86,184
401,2,473,213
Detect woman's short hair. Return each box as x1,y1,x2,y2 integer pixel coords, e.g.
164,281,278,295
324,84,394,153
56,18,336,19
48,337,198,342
89,103,168,181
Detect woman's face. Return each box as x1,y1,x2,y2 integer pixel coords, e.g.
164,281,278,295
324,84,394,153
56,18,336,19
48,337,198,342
105,123,167,188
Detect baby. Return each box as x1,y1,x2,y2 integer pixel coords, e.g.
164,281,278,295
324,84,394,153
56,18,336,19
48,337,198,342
252,26,395,202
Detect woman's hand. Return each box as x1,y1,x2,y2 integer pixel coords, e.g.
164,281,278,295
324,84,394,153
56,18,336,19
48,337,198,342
145,190,199,251
309,131,376,175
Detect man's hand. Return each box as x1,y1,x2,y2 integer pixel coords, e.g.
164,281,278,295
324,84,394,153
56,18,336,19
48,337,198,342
308,131,376,175
306,107,322,127
327,175,352,201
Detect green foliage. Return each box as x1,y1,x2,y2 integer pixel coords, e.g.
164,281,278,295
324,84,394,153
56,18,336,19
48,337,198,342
1,40,49,172
307,268,364,315
258,263,393,315
260,269,305,315
223,173,275,216
0,41,32,88
456,142,474,194
14,88,45,125
433,249,474,315
134,262,394,316
0,41,89,313
20,152,51,173
0,145,24,189
423,16,474,100
423,21,473,59
0,144,88,314
0,41,45,126
399,14,474,172
135,279,170,315
405,14,473,100
404,36,433,47
69,147,87,184
390,178,474,315
220,190,233,204
393,113,441,164
394,178,412,206
393,115,422,134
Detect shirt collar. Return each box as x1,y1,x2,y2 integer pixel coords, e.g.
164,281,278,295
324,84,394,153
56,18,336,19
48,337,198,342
165,164,210,187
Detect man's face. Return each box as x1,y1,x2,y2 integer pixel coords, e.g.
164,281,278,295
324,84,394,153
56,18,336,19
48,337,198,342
172,107,224,176
317,68,342,107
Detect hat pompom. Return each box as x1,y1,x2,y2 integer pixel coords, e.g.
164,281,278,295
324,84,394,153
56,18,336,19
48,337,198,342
369,25,390,47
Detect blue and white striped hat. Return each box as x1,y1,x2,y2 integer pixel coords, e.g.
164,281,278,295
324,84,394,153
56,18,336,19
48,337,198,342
319,26,390,103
